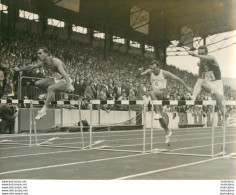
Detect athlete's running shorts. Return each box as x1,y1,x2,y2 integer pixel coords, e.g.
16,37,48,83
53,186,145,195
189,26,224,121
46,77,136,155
54,77,73,84
207,80,224,96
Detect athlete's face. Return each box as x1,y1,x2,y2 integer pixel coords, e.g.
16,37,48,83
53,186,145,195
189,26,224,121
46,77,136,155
198,49,207,55
151,64,160,75
37,49,47,61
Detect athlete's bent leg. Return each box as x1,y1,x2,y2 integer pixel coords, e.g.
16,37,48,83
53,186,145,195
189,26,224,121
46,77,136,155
35,78,54,89
150,90,172,143
149,90,161,118
213,93,226,119
35,78,55,100
35,81,67,120
192,78,204,100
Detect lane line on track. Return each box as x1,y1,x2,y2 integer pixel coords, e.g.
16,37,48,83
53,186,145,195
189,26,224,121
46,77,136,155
0,149,83,160
112,157,223,180
0,153,146,176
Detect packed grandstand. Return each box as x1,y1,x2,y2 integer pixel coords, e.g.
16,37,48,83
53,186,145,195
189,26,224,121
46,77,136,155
1,31,235,105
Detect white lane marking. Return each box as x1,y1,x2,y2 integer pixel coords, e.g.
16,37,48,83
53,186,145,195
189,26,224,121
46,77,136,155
113,157,222,180
0,153,145,176
170,140,236,152
0,149,83,160
0,146,30,150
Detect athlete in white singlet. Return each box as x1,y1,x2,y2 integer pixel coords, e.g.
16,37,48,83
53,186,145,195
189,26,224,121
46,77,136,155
140,60,192,144
14,47,74,120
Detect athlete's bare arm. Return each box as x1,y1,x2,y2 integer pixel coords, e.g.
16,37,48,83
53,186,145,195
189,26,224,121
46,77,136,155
14,61,43,71
188,51,215,61
140,69,152,76
163,70,192,92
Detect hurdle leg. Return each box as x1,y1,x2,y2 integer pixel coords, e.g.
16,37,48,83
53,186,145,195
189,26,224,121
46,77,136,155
142,103,146,154
211,103,215,157
79,103,84,149
223,101,226,157
129,106,131,123
150,102,154,153
89,104,93,149
31,103,38,145
29,101,33,146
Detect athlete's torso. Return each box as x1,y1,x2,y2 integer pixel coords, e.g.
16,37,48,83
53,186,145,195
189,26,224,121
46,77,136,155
150,69,167,89
198,57,221,81
43,58,67,79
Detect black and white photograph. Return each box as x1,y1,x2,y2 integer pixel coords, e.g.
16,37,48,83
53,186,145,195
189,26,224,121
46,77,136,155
0,0,235,194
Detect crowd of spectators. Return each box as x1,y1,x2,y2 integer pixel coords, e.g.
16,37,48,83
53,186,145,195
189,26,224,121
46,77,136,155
0,31,235,113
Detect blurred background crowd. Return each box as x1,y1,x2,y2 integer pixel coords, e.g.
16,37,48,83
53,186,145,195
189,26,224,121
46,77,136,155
0,31,235,113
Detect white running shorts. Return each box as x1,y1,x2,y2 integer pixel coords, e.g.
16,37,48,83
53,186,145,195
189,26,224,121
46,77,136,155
207,80,224,95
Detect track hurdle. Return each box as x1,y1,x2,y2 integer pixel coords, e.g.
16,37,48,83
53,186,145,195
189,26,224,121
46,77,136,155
89,100,147,153
0,99,85,149
150,100,217,157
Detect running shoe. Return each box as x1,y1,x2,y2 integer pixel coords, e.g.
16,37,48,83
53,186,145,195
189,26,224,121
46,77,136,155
35,110,47,120
165,131,172,144
38,93,47,100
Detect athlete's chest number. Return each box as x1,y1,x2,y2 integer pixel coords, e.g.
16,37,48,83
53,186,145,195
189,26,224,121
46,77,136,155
154,81,159,86
204,71,215,81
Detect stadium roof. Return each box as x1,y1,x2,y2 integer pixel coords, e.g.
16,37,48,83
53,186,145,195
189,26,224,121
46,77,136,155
3,0,236,47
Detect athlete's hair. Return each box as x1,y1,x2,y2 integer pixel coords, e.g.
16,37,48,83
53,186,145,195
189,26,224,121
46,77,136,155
198,45,208,53
150,60,160,67
38,47,50,55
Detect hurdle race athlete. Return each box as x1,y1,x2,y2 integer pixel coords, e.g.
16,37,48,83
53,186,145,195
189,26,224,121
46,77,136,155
188,45,227,122
14,47,74,120
139,60,192,145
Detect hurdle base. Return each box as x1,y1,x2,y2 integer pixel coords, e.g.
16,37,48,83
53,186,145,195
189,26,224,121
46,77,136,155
178,124,205,128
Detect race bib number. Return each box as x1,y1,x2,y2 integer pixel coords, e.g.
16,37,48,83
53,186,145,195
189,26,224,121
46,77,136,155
153,81,159,86
204,71,215,81
152,80,166,89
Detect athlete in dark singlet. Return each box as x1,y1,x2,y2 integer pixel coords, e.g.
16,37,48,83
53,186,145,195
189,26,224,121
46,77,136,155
14,48,74,120
188,45,225,118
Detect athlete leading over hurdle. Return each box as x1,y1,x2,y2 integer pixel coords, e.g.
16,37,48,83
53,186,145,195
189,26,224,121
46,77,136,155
187,45,227,120
139,60,192,144
14,47,74,120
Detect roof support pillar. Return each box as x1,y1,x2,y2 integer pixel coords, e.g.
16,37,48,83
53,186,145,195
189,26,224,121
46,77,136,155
39,15,47,37
154,46,167,69
7,0,17,48
141,43,145,56
104,24,108,60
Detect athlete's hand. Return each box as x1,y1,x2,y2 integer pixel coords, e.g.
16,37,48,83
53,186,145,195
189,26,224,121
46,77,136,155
136,68,143,78
187,51,197,57
66,84,74,92
186,87,193,92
